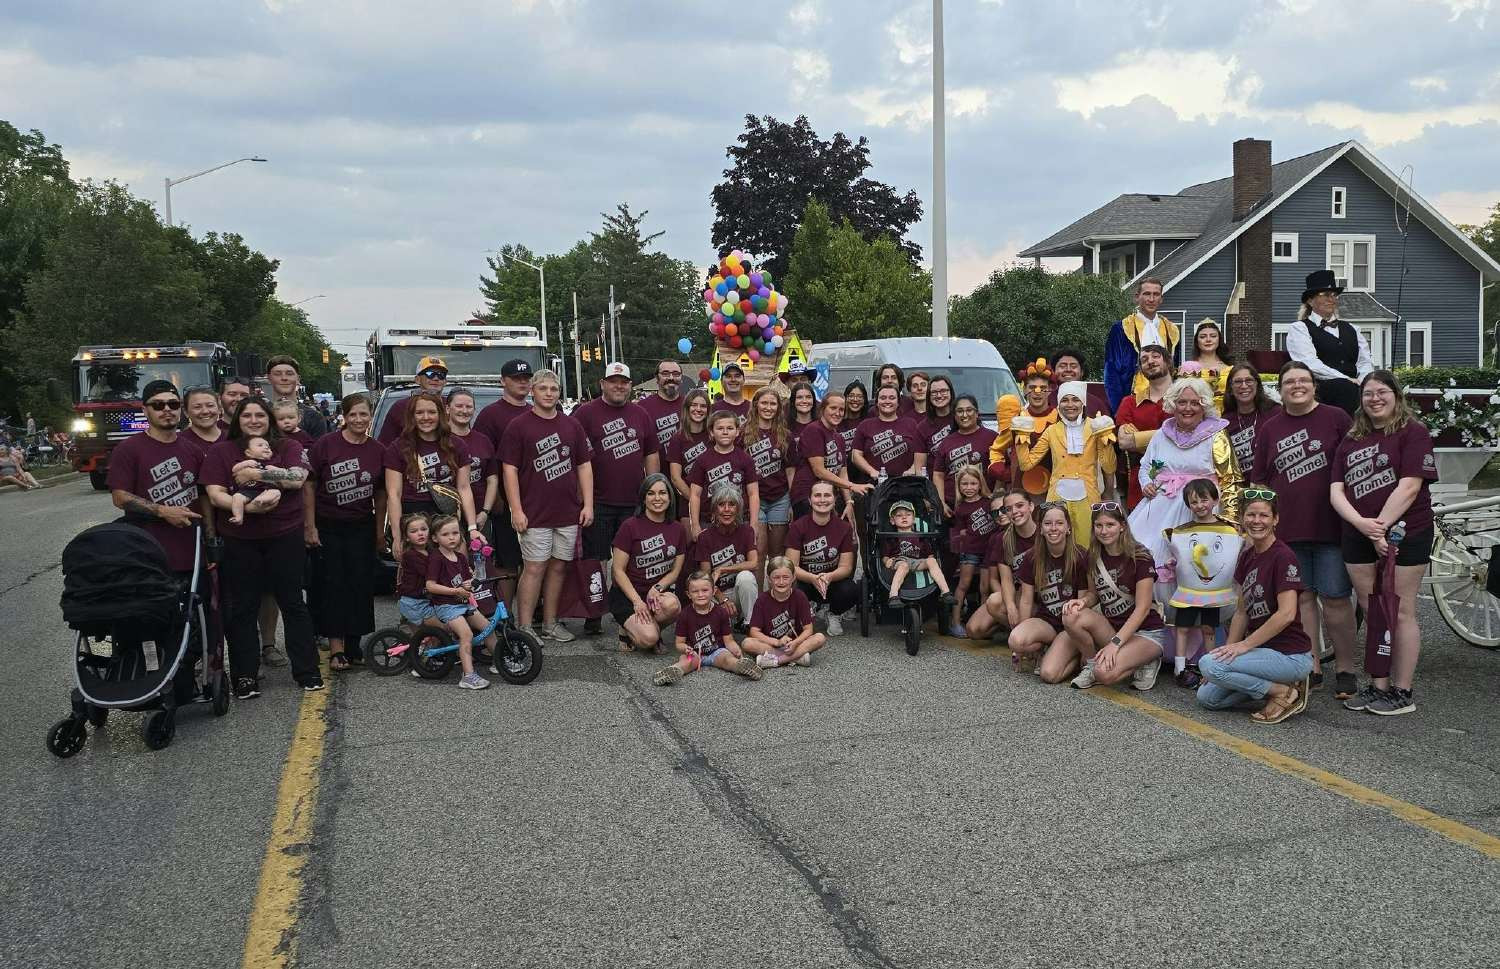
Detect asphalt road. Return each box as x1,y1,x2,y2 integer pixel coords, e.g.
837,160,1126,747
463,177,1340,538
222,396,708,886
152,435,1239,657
3,477,1500,969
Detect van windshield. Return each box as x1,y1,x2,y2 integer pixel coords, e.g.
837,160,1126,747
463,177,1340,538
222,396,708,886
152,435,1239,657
941,367,1020,413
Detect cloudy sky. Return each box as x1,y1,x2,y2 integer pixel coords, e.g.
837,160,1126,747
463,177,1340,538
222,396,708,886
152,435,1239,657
3,0,1497,361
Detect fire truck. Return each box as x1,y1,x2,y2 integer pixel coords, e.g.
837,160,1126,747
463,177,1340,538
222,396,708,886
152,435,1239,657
69,342,235,490
364,323,548,391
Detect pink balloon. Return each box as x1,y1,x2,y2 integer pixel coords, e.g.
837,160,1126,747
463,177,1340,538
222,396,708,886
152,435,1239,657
712,312,724,325
748,349,760,362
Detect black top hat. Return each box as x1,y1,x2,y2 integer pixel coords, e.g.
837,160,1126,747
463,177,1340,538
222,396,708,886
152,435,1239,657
1301,269,1345,303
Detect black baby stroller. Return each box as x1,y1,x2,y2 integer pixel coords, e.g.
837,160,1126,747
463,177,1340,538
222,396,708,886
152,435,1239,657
47,521,226,758
859,474,949,655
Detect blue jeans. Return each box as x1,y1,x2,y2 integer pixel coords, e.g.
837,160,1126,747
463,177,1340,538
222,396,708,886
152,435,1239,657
1196,648,1314,709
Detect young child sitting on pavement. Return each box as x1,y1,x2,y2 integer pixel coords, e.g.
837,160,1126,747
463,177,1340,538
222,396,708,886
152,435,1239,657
654,571,762,686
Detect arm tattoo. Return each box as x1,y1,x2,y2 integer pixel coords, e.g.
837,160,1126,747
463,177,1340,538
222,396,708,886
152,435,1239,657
123,497,159,519
259,467,308,485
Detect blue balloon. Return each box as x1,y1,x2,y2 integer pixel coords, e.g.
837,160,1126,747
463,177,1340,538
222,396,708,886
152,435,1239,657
677,337,692,355
709,367,722,381
715,282,728,296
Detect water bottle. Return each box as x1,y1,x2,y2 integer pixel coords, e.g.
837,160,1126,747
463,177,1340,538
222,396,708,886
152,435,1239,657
1388,520,1406,546
877,467,889,488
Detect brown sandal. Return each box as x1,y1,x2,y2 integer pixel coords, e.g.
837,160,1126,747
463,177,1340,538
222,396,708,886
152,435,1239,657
329,653,351,672
1251,685,1301,725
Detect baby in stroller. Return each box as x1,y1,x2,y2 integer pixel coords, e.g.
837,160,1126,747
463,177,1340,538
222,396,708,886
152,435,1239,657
881,500,955,610
228,435,281,524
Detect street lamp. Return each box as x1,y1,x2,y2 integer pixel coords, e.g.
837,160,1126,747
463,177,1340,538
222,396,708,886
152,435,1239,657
163,156,267,227
288,294,326,308
501,253,548,350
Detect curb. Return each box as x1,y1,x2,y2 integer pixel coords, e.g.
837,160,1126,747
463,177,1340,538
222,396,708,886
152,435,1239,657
0,470,82,493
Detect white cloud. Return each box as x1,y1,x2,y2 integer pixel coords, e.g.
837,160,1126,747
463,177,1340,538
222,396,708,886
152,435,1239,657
1055,51,1261,123
1428,189,1500,226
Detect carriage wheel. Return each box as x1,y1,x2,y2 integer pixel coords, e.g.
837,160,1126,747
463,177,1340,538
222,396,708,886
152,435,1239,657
903,606,922,656
1431,532,1500,649
211,677,231,716
858,574,871,637
143,710,176,750
47,719,87,758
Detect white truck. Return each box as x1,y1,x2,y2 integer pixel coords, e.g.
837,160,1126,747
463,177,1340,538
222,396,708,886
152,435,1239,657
363,323,547,390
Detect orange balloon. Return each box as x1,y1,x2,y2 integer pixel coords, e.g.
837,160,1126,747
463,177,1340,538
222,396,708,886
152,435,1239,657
725,323,737,337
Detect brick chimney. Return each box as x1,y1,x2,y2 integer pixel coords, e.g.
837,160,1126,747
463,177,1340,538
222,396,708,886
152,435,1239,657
1229,138,1274,350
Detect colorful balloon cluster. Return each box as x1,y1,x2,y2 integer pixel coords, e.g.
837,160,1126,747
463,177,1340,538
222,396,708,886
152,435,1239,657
701,249,790,364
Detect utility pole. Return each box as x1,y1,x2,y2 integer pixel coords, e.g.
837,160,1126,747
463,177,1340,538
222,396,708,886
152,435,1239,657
931,0,949,337
609,284,619,362
572,291,584,399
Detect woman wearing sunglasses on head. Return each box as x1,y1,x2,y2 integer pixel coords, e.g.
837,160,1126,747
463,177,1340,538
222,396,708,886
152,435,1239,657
1195,488,1314,725
1007,501,1089,679
1061,501,1167,691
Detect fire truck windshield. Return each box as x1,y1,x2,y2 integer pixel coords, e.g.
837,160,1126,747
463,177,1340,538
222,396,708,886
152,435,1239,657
77,361,213,403
383,345,544,379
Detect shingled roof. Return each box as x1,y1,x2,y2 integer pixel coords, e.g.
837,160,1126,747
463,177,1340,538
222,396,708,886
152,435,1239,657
1016,194,1219,258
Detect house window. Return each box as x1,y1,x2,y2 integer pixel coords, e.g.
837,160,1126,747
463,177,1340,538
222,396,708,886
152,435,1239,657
1358,324,1390,369
1327,234,1375,291
1271,324,1290,352
1406,321,1431,367
1332,186,1347,219
1271,232,1299,263
1101,251,1136,278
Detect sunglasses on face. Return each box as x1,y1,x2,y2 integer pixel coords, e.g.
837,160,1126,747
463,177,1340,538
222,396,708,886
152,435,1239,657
1243,487,1277,501
146,399,182,411
419,369,447,379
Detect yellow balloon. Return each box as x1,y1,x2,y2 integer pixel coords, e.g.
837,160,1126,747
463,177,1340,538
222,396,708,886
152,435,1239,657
726,255,741,270
711,275,724,287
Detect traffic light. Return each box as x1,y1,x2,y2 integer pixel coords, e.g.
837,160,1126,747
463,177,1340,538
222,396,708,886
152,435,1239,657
321,347,330,365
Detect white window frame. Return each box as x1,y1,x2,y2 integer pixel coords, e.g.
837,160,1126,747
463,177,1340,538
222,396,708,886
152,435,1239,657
1327,234,1376,292
1271,323,1291,352
1271,232,1299,263
1331,186,1347,219
1357,322,1390,369
1405,320,1431,367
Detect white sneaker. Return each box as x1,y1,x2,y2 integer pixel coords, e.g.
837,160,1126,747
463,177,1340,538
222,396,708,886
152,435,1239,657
826,612,844,637
796,653,811,667
1132,657,1162,691
1070,662,1096,689
755,652,779,669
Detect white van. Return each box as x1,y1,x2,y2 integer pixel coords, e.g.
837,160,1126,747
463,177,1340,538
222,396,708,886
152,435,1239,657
811,337,1019,426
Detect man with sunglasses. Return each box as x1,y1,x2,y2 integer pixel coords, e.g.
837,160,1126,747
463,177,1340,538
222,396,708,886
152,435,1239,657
107,380,209,575
376,355,449,444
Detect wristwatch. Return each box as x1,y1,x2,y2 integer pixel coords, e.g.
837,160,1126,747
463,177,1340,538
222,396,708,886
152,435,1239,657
1108,636,1122,647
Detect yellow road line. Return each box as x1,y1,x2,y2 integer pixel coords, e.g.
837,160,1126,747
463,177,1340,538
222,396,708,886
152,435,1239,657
242,666,332,969
935,634,1500,860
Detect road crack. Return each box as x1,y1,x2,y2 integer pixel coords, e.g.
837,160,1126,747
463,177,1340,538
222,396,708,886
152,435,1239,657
0,560,62,600
612,654,904,969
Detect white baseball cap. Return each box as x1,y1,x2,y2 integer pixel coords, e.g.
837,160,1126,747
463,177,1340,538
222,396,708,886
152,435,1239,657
603,362,631,380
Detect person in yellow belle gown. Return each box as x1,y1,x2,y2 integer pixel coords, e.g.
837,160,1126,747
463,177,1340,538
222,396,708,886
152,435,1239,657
1017,381,1117,538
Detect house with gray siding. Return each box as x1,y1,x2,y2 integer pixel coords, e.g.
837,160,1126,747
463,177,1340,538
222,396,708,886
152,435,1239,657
1019,139,1500,368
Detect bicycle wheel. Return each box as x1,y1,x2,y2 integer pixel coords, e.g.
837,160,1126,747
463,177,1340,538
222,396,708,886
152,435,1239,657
365,628,413,677
1431,531,1500,649
493,626,543,685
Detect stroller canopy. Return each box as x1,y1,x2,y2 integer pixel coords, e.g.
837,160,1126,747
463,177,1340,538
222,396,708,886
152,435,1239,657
60,521,182,631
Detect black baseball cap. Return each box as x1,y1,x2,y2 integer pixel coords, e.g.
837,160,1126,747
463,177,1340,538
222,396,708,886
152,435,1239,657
142,379,179,402
501,359,534,379
721,363,744,376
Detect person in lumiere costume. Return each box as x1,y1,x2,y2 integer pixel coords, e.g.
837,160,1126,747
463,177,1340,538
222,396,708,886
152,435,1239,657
989,359,1058,503
1017,381,1117,538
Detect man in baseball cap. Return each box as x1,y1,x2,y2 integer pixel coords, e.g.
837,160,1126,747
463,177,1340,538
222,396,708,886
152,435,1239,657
716,362,750,422
501,358,533,380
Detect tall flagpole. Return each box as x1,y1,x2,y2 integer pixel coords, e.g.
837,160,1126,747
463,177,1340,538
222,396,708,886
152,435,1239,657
931,0,949,337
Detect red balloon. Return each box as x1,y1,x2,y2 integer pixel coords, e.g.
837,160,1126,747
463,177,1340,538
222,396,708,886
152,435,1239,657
730,335,743,347
699,369,711,381
739,300,752,314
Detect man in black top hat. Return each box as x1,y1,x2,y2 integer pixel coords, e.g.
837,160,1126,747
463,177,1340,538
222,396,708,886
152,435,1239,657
1284,269,1373,414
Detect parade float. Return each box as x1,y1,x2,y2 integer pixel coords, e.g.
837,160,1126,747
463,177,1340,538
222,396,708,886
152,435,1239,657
691,250,810,396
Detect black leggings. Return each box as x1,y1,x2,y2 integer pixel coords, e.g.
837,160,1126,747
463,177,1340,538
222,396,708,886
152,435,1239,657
221,531,318,682
799,577,860,615
314,516,378,648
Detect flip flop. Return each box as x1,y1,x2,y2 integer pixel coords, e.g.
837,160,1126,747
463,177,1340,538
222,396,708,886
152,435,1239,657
329,653,351,672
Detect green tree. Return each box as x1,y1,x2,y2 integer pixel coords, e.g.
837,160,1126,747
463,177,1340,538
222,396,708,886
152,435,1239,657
783,199,932,345
949,265,1131,376
179,230,280,345
7,180,210,418
1460,203,1500,365
239,298,345,393
711,114,923,280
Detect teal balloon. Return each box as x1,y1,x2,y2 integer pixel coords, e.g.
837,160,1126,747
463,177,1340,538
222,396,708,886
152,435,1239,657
709,367,722,380
677,337,692,354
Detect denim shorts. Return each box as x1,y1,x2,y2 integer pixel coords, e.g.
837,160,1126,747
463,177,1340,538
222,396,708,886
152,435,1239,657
398,596,436,623
759,494,791,526
959,552,984,567
699,646,726,667
433,603,471,624
1287,541,1353,598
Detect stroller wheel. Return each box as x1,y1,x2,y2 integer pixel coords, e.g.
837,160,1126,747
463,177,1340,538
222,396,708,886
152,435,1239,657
211,677,231,717
47,719,87,759
493,626,544,685
859,574,871,637
87,706,109,728
143,710,176,750
904,606,922,656
365,628,413,677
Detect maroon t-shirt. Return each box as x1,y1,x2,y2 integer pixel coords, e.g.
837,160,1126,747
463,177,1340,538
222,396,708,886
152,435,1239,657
1016,545,1089,630
425,549,473,607
786,514,854,575
693,522,757,590
573,398,659,507
498,409,593,528
880,533,934,560
452,430,495,489
923,412,955,456
284,428,314,446
711,397,751,424
666,430,711,485
676,602,732,656
307,433,384,521
951,498,997,557
1332,421,1438,534
750,588,814,640
743,431,790,503
932,428,999,505
179,428,223,463
790,422,847,505
688,446,757,521
1224,408,1271,480
1236,539,1311,654
106,432,204,572
1250,405,1352,544
836,416,862,456
1095,548,1165,632
611,516,687,597
382,436,473,506
396,548,429,597
636,393,683,451
474,397,532,453
853,416,925,478
377,396,412,445
201,436,307,540
986,528,1037,579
